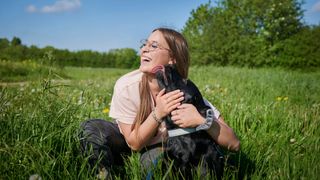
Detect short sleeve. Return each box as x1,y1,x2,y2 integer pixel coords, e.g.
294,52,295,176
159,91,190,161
109,75,141,124
109,89,138,124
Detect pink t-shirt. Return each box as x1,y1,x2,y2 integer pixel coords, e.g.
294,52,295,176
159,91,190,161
109,69,167,146
109,69,221,146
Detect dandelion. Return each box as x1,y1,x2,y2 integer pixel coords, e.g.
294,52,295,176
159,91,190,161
103,107,110,114
283,96,288,101
290,138,296,143
276,96,282,101
29,174,42,180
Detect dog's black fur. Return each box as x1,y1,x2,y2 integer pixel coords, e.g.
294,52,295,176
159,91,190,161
153,64,224,179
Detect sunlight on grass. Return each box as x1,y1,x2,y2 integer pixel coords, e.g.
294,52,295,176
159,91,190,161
1,65,319,179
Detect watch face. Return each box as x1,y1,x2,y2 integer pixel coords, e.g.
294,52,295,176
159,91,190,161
206,109,214,122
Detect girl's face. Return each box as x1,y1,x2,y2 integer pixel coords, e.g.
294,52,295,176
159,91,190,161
139,30,175,74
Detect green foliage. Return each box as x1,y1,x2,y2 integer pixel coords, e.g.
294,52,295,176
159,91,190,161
0,37,139,69
182,0,318,68
276,26,320,68
11,36,22,46
1,66,319,179
182,2,215,65
109,48,140,69
0,38,10,49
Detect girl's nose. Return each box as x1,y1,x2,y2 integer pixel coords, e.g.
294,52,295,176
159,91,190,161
140,45,150,53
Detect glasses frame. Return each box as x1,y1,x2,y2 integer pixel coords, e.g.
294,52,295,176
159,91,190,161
139,39,171,52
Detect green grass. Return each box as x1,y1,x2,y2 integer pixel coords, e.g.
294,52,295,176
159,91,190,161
0,60,68,82
1,65,319,179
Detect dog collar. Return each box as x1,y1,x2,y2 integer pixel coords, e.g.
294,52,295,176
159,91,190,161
168,128,196,137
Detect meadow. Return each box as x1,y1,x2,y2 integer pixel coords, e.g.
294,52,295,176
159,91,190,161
0,64,319,179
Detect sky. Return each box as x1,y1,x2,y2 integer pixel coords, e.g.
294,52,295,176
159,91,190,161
0,0,319,52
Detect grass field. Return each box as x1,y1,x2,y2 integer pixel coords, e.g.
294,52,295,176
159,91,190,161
1,65,319,179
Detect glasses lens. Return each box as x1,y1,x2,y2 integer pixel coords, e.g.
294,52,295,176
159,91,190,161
139,39,166,52
150,42,158,50
140,39,147,49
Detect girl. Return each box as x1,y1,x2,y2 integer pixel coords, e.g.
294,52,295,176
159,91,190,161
80,27,240,178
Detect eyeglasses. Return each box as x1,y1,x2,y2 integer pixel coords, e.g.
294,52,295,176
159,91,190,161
139,39,171,52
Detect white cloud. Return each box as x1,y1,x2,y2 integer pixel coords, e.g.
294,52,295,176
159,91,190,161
26,5,37,13
41,0,81,13
312,1,320,12
26,0,81,13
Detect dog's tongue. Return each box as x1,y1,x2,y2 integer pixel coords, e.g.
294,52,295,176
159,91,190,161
151,65,164,74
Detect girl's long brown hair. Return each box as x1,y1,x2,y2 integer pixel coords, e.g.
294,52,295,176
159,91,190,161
131,28,190,134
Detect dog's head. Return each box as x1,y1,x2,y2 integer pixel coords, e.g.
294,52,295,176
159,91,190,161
152,64,210,119
151,64,187,93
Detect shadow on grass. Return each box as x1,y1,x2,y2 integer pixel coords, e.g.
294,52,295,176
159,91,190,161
225,151,256,179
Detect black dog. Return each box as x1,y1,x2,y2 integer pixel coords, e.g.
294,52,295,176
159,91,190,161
152,64,224,179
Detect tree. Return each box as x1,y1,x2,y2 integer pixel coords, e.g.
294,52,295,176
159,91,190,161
182,0,306,67
0,38,10,49
0,38,10,60
182,2,214,65
109,48,138,68
277,25,320,67
11,37,22,46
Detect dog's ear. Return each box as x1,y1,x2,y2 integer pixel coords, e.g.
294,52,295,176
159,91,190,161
152,65,168,90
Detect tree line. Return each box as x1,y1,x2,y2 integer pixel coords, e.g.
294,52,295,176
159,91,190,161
182,0,320,68
1,0,319,69
0,37,139,69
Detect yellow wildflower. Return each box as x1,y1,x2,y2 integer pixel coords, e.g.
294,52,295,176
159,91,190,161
276,97,282,101
103,108,110,114
283,96,288,101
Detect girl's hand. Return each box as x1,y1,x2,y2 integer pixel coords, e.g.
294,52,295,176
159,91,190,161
171,103,205,128
155,89,184,119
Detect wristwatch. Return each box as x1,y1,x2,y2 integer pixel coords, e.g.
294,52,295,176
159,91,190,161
196,109,215,131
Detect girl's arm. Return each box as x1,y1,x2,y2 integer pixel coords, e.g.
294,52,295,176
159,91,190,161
171,103,240,151
206,116,240,151
118,89,184,151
